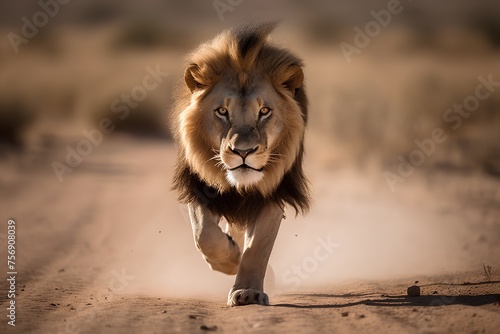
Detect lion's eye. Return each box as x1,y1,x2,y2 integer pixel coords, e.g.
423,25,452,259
259,107,272,119
215,107,228,119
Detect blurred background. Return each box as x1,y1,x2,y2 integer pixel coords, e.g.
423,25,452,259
0,0,499,299
0,0,500,167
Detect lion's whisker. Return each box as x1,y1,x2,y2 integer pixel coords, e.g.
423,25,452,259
214,161,227,170
204,153,222,166
268,153,285,159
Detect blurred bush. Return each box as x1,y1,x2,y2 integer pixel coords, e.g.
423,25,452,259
0,100,35,145
111,21,190,51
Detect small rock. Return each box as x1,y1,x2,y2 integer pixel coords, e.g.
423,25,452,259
341,312,349,317
432,291,438,295
162,310,167,314
357,314,366,319
200,325,218,331
407,285,421,297
188,315,198,319
50,303,57,307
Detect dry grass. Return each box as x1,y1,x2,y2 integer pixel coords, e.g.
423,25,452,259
483,264,493,282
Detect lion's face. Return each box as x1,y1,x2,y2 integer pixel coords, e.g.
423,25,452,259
180,69,305,195
207,79,288,187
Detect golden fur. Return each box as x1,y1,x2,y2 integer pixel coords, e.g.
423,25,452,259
172,22,310,226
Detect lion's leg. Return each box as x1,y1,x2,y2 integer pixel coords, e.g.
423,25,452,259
225,222,245,250
188,203,241,275
227,204,282,306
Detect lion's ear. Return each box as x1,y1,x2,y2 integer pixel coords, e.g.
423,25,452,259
280,65,304,96
184,64,206,93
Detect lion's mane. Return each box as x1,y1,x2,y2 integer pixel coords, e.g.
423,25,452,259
172,22,310,227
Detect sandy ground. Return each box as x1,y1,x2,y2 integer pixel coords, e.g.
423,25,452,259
0,137,499,333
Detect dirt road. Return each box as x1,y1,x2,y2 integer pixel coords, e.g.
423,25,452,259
0,137,499,333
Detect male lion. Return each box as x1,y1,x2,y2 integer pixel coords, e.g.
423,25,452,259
172,22,310,306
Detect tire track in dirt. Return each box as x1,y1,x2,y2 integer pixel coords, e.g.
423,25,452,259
0,140,173,333
15,144,177,333
0,179,106,332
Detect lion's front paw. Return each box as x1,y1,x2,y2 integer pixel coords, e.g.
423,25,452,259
227,288,269,306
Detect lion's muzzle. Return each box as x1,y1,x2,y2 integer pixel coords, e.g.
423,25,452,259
221,130,267,188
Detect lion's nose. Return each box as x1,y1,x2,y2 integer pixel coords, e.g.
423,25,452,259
230,146,258,158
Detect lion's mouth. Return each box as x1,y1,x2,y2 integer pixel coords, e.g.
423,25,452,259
229,164,264,172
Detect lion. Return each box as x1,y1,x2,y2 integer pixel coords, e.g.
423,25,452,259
171,22,310,306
